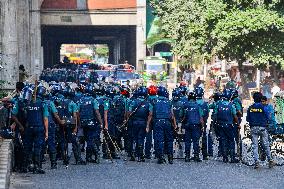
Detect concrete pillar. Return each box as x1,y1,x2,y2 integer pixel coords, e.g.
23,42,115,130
136,0,147,71
1,0,18,89
30,0,43,78
17,0,30,74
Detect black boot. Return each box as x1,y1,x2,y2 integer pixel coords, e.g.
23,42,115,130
93,148,100,164
33,156,45,174
185,152,191,162
168,154,173,164
157,155,165,164
137,145,145,162
112,153,120,159
50,153,57,169
193,154,202,162
130,152,135,161
74,145,86,165
86,149,96,163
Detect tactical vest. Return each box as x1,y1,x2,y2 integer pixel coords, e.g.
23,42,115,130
109,96,125,124
57,99,75,126
216,102,234,124
248,103,267,127
79,96,95,121
172,100,183,122
200,101,209,120
26,101,44,127
132,98,149,121
153,98,171,120
186,101,201,125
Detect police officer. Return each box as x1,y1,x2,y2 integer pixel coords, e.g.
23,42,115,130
208,92,222,157
216,89,239,163
230,89,243,159
12,85,49,174
79,84,103,163
246,92,275,169
171,88,184,127
128,86,152,162
147,86,177,164
44,92,65,169
145,85,158,159
195,87,209,160
56,86,86,165
183,91,204,162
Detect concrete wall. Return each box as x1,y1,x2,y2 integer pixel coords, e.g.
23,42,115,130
41,0,77,9
87,0,136,9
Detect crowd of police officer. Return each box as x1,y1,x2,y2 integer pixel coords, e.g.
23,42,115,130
0,72,277,174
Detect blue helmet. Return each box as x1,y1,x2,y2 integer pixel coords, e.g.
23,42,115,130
137,86,148,98
222,89,232,100
105,85,116,98
194,87,204,99
64,85,75,97
178,86,187,96
230,88,239,99
36,86,47,98
157,86,168,97
51,84,62,95
213,92,221,102
172,88,181,100
188,91,196,100
85,84,94,95
22,86,33,102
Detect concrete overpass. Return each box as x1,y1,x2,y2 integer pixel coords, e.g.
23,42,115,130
0,0,146,88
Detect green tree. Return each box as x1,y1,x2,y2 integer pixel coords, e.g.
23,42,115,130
151,0,284,69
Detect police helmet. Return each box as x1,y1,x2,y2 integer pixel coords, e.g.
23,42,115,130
121,86,130,98
95,84,105,96
148,85,158,96
105,85,116,98
213,92,221,102
188,91,196,100
172,88,181,100
85,84,95,95
51,84,62,95
179,86,187,96
22,86,33,102
157,86,168,97
222,89,232,100
230,88,239,99
36,86,47,98
194,87,204,99
137,86,148,98
64,85,75,97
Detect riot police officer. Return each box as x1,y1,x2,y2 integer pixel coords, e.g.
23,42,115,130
216,89,239,163
12,85,49,174
148,86,177,164
78,84,103,163
183,92,204,162
195,87,209,160
128,86,152,162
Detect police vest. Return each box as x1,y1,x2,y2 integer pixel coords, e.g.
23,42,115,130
185,101,201,125
172,100,183,122
96,96,106,120
26,100,44,127
200,101,209,120
216,102,234,124
132,98,149,121
45,100,56,125
79,96,95,121
108,96,125,124
57,99,76,126
153,98,171,120
248,103,267,127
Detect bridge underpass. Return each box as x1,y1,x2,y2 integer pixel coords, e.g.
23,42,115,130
41,26,137,68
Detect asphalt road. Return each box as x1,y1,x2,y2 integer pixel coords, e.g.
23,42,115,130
10,113,284,189
10,157,284,189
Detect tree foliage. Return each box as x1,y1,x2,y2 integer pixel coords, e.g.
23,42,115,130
151,0,284,68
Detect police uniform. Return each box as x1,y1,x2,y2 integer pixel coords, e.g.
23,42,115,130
57,97,85,165
197,98,209,159
183,99,204,161
79,94,101,163
145,95,157,158
44,99,59,169
215,99,237,162
129,97,153,161
152,95,174,163
13,98,49,174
